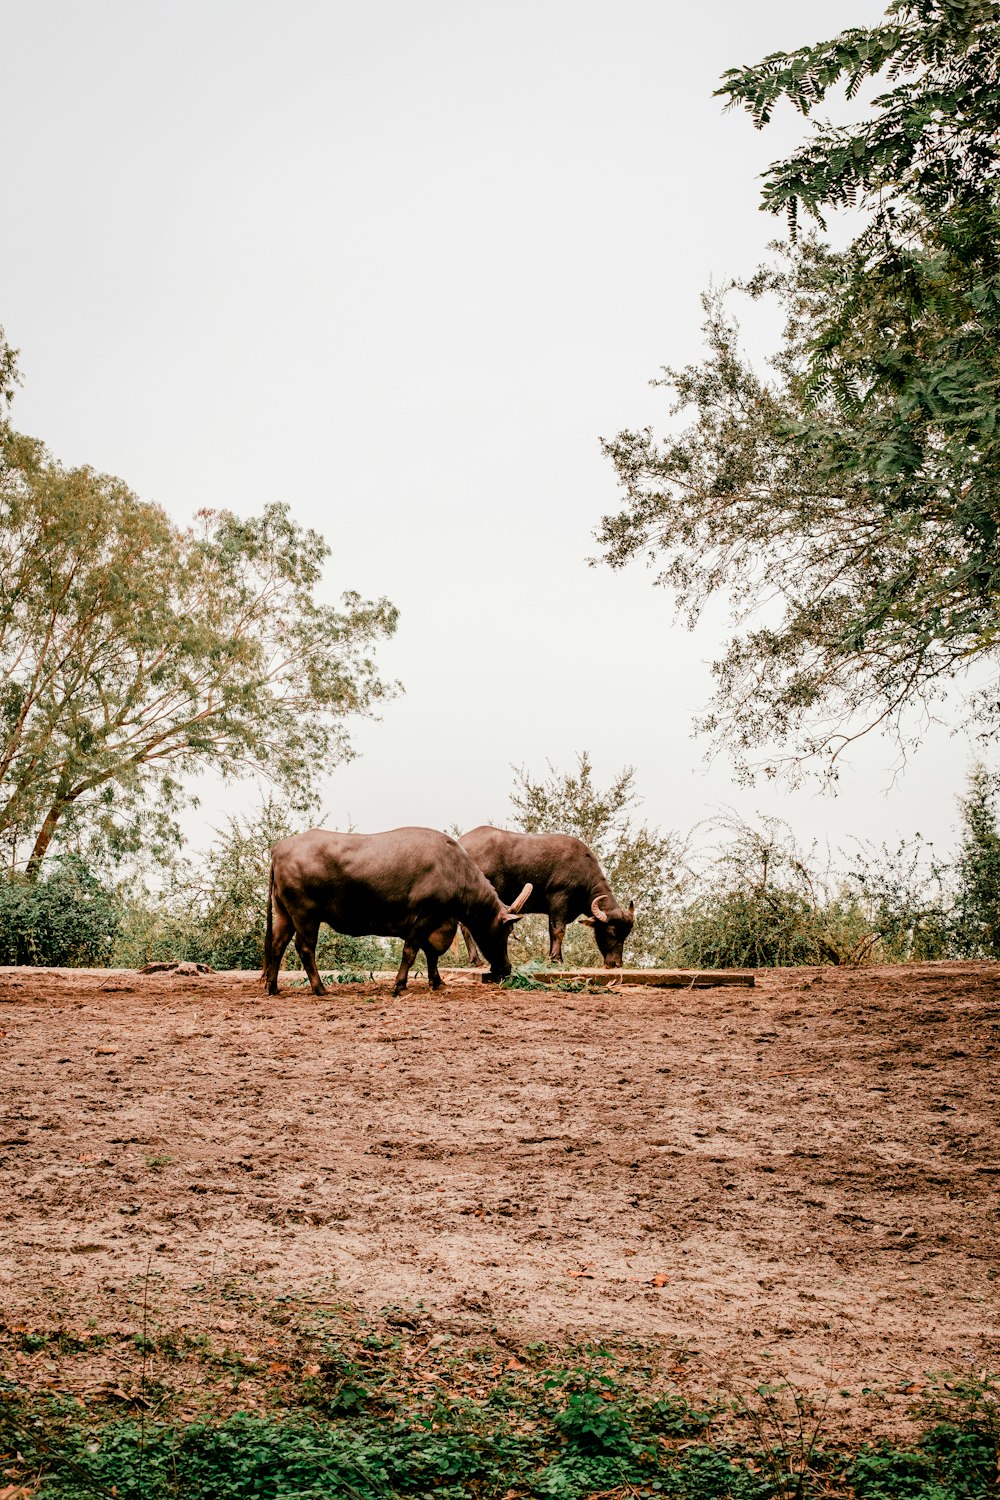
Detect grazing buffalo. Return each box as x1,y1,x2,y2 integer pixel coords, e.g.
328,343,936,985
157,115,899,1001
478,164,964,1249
458,826,635,968
264,826,532,997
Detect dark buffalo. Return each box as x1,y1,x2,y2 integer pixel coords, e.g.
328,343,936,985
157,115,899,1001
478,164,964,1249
263,826,532,997
458,826,635,968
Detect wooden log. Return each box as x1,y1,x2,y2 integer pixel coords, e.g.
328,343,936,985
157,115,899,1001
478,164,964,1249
308,967,754,988
483,967,755,988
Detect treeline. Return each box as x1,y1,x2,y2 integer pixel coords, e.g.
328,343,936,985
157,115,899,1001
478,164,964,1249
4,756,998,973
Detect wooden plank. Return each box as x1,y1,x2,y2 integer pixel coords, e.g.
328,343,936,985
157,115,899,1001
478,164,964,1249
289,966,755,988
484,967,755,988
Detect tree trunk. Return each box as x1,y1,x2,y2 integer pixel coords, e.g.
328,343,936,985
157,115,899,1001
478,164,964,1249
25,798,70,878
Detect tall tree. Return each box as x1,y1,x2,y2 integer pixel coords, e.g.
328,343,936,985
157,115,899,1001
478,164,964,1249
596,0,1000,780
0,428,398,871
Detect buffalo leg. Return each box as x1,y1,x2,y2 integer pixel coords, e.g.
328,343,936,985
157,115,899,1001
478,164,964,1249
424,920,457,990
293,918,327,997
424,947,443,990
461,923,482,965
265,899,296,994
393,940,419,996
548,900,570,962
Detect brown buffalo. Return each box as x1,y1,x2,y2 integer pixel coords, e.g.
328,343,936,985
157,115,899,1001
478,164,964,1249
458,826,634,967
263,826,532,997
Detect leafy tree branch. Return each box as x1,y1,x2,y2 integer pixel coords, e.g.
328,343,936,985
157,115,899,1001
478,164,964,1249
596,0,1000,780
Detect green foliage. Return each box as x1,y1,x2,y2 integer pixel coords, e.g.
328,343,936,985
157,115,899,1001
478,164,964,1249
501,961,601,992
676,886,839,969
951,764,1000,955
671,812,865,969
844,836,953,961
4,1342,998,1500
597,1,1000,780
12,1398,996,1499
0,324,18,427
0,854,118,965
848,1424,998,1499
0,421,398,873
0,1384,752,1500
551,1385,638,1455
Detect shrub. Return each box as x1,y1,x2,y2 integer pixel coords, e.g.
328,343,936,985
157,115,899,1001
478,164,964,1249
0,856,119,966
951,765,1000,958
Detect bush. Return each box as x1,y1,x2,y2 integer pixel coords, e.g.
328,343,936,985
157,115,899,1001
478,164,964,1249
0,856,119,966
951,765,1000,958
674,886,848,968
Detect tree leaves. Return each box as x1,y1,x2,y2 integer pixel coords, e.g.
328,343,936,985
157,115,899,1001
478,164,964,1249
596,1,1000,780
0,432,399,869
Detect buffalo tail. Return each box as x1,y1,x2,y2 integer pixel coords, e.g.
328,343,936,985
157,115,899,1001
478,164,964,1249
262,861,274,983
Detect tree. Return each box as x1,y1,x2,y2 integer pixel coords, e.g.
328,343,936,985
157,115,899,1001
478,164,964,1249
952,762,1000,954
506,752,684,963
0,428,398,871
0,326,17,427
596,1,1000,780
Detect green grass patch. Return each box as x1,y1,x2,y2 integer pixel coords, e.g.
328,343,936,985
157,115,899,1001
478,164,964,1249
3,1361,997,1500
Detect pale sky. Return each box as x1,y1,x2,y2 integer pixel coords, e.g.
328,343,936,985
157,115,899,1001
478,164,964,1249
3,0,979,860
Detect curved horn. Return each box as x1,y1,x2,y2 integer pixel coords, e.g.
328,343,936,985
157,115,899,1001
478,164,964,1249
508,882,533,914
590,895,611,923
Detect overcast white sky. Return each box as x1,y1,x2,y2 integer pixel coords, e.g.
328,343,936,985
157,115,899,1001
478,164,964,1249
3,0,981,860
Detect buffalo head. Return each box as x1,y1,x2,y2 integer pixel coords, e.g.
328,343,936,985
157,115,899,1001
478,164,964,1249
578,894,635,967
480,881,533,980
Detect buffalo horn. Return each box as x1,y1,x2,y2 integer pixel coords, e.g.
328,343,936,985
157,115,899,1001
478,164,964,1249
508,882,533,914
590,896,611,923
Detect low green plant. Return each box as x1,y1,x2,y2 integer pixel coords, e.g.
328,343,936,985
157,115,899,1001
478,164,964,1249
290,969,372,988
501,963,601,994
0,855,119,966
4,1350,999,1500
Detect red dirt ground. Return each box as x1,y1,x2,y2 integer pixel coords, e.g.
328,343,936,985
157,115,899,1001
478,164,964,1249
1,960,998,1431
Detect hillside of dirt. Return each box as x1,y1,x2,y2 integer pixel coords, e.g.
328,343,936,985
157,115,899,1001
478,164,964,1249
1,959,997,1436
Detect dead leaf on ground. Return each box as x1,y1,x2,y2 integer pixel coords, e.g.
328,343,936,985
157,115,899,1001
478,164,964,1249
567,1263,595,1279
649,1273,670,1287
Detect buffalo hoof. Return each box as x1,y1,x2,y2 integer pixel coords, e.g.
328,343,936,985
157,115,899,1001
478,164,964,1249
392,984,407,997
481,970,505,986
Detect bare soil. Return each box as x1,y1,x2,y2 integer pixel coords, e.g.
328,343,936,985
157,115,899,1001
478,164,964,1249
1,960,998,1434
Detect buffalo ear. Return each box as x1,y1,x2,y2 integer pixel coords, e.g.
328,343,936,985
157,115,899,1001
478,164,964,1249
627,901,635,920
577,915,596,926
502,910,527,924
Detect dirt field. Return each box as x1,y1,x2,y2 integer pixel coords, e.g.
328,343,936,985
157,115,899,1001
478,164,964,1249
1,960,998,1433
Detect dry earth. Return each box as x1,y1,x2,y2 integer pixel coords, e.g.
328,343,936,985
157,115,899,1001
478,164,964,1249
1,960,998,1434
